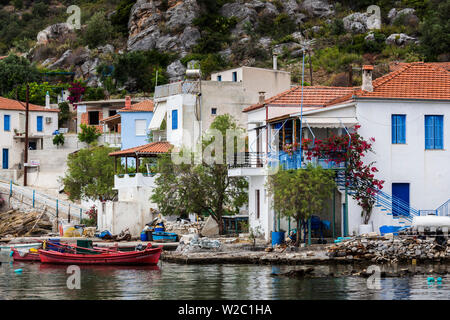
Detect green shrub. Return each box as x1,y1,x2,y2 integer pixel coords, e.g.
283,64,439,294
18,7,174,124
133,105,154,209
78,123,101,145
82,11,114,48
53,133,65,147
110,0,136,35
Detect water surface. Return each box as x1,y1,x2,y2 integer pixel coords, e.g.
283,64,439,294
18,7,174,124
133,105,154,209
0,253,449,300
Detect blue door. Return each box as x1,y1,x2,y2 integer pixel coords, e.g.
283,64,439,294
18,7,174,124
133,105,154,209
392,183,410,217
37,116,43,132
2,149,8,169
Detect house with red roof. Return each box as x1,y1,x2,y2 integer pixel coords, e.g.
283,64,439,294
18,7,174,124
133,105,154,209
229,62,450,241
0,96,59,181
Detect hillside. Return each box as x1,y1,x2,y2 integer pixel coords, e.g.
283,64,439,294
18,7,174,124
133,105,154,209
0,0,448,97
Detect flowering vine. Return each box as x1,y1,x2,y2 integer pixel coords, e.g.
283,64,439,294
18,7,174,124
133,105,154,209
301,125,384,224
67,81,86,104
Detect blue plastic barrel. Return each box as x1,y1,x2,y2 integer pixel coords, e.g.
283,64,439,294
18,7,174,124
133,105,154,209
140,232,148,241
271,231,285,246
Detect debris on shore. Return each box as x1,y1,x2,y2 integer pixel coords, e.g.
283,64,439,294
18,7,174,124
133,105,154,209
0,210,52,237
327,235,450,263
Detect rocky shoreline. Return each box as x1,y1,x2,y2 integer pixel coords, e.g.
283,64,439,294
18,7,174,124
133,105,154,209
162,234,450,266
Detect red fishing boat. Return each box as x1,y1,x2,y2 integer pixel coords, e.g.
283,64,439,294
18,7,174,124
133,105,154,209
38,246,162,265
11,248,41,262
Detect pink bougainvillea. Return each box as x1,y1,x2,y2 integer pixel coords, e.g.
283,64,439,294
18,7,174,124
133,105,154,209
67,81,86,104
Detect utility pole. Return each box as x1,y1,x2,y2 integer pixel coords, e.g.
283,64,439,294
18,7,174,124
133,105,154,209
24,83,29,186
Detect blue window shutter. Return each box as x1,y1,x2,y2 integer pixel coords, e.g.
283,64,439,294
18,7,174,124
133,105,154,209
425,115,434,149
399,115,406,143
4,115,10,131
37,116,43,132
172,110,178,130
435,115,443,149
391,115,397,143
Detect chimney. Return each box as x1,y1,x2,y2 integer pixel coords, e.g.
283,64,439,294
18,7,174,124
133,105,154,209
45,91,50,109
362,65,374,92
273,54,278,70
258,91,265,104
125,96,131,108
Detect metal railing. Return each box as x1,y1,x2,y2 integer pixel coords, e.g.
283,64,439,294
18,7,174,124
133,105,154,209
228,152,265,168
228,150,347,170
0,179,89,222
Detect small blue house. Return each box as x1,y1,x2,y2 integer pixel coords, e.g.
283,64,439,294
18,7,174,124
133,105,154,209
118,100,154,150
102,99,154,168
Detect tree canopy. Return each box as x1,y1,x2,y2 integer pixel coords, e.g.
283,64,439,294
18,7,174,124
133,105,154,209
151,114,248,234
0,55,40,96
267,164,335,246
63,146,117,201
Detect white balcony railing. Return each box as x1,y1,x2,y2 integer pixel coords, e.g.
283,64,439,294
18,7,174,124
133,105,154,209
154,81,200,99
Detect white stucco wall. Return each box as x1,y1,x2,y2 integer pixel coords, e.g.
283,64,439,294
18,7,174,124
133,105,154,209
349,99,450,234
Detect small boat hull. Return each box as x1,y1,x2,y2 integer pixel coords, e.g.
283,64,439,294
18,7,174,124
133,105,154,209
0,243,42,251
11,249,41,262
38,247,162,265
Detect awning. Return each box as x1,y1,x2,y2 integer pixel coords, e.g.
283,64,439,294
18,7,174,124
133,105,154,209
149,103,166,130
300,117,358,128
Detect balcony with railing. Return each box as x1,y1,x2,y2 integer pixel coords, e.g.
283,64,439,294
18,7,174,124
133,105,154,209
102,133,121,148
154,81,200,99
228,150,346,176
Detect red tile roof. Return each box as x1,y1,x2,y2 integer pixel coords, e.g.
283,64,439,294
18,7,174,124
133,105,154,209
109,141,173,157
243,86,356,112
100,113,121,123
356,62,450,101
119,100,154,112
390,61,450,72
0,96,59,112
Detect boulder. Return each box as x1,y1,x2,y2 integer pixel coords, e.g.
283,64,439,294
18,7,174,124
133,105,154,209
127,25,160,51
48,49,73,69
201,216,219,237
36,23,74,44
388,8,418,26
273,42,301,55
165,0,200,31
343,12,369,34
166,60,186,82
220,2,257,22
156,34,179,51
290,31,304,42
386,33,418,46
283,0,300,15
96,44,114,55
301,0,334,17
179,26,201,51
258,37,273,49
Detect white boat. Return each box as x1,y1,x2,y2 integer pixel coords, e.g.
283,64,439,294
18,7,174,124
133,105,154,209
0,242,42,252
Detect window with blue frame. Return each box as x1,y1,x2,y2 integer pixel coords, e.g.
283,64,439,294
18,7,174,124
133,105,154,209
232,72,237,82
425,115,444,149
37,116,43,132
217,75,222,81
391,114,406,144
4,115,10,131
172,109,178,130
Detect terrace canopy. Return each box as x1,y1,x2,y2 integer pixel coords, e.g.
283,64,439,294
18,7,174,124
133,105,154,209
109,141,173,173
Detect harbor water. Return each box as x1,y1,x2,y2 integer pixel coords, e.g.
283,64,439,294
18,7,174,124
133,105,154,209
0,251,449,299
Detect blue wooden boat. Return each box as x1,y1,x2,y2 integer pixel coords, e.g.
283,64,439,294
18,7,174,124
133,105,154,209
152,231,178,242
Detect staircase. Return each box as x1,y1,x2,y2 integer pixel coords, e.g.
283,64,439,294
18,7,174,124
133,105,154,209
334,170,417,225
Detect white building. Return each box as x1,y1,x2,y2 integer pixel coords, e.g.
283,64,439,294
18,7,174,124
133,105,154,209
98,65,292,235
0,96,59,183
150,65,291,150
229,62,450,241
